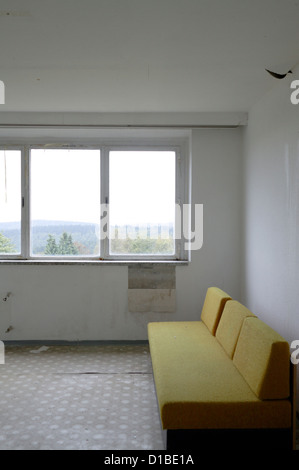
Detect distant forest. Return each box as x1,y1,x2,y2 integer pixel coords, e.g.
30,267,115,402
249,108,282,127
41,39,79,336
0,221,99,255
0,221,174,255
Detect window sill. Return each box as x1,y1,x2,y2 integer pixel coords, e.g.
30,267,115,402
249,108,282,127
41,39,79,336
0,259,189,266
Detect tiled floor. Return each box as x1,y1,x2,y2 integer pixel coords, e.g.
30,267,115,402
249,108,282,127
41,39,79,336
0,342,298,450
0,342,164,450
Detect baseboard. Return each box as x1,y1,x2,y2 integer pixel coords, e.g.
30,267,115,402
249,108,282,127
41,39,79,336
3,339,149,346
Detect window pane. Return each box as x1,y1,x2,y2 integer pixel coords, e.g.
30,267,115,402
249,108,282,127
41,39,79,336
30,149,101,256
109,150,176,256
0,150,21,254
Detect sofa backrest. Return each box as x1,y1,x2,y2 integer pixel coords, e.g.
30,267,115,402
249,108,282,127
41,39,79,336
215,300,256,358
233,317,290,400
200,287,231,335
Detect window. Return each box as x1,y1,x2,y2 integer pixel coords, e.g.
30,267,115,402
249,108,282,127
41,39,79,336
0,139,189,262
108,150,176,257
30,148,101,257
0,149,21,255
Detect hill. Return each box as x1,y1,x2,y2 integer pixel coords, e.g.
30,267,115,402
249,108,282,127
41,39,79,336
0,220,174,255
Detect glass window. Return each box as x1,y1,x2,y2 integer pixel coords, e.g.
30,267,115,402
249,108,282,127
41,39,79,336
109,150,176,257
0,138,189,262
30,148,101,257
0,149,21,255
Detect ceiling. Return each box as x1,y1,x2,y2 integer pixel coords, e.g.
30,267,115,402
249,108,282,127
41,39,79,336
1,0,299,114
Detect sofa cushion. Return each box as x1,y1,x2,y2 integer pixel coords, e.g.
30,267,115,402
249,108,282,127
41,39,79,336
216,300,256,358
200,287,231,335
233,317,290,400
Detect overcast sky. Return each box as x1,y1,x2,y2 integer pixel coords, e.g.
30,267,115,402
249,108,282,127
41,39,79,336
0,148,176,227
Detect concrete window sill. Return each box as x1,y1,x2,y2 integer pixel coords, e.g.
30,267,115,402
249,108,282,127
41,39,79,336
0,259,189,266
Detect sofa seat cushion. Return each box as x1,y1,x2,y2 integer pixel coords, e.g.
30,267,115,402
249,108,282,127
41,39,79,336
148,321,291,430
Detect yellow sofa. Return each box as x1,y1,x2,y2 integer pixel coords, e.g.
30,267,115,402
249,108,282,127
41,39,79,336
148,287,297,450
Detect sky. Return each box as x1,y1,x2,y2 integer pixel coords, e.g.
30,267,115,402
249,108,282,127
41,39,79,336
0,148,176,227
109,150,175,225
0,149,21,225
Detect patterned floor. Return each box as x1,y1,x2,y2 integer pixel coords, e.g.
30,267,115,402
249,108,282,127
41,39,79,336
0,343,164,450
0,342,298,450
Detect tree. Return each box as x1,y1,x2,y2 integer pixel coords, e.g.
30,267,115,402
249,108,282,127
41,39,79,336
110,232,174,255
58,232,79,255
44,232,79,255
44,234,58,255
0,232,16,253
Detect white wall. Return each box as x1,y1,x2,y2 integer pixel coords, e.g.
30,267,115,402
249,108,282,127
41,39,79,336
0,128,243,341
243,69,299,408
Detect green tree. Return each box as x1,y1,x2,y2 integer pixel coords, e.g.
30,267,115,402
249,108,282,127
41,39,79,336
0,232,16,253
44,232,79,255
58,232,79,255
110,234,174,255
44,234,58,255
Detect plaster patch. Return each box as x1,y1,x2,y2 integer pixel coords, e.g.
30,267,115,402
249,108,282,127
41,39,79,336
128,289,175,313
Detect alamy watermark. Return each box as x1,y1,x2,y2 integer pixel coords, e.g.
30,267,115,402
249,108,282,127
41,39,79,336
290,80,299,104
0,80,4,104
99,203,203,251
291,340,299,365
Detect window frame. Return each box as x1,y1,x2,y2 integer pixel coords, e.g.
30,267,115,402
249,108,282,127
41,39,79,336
0,145,24,260
28,144,102,261
0,138,190,262
102,144,183,261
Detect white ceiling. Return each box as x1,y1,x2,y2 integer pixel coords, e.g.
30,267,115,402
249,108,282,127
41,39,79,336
1,0,299,113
